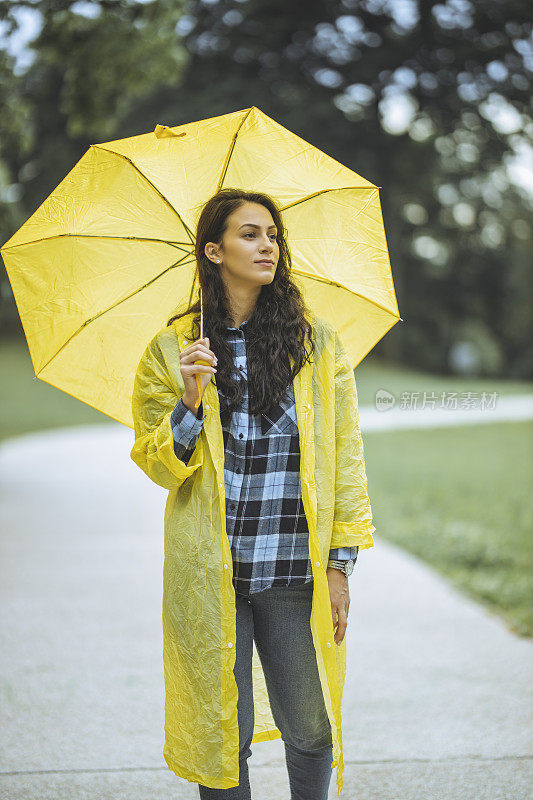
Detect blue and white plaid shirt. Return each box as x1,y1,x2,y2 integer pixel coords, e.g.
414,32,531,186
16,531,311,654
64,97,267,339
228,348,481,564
170,319,358,597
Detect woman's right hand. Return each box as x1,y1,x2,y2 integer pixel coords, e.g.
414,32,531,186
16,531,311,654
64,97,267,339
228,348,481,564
179,337,218,410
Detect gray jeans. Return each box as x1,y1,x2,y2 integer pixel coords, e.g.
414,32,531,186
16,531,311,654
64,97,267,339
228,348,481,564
198,580,333,800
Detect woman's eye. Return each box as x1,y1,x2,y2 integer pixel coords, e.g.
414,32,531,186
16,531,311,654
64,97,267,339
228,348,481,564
244,233,277,240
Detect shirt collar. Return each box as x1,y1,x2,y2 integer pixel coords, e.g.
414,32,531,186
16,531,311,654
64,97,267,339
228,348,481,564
226,318,250,332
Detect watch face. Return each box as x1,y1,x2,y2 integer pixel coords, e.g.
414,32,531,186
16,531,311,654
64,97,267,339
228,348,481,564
328,559,355,576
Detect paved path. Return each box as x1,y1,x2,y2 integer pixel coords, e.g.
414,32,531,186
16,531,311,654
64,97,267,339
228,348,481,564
1,397,532,799
362,392,533,430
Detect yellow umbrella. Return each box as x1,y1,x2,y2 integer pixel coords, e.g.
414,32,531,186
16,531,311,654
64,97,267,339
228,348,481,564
0,106,400,425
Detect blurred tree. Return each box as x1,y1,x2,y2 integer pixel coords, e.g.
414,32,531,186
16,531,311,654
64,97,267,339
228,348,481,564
0,46,34,322
0,0,189,332
1,0,532,378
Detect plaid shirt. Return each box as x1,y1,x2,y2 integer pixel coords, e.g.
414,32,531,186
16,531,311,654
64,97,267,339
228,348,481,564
170,319,358,597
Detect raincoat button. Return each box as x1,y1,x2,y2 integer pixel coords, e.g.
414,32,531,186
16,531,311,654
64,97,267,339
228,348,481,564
224,563,229,570
183,339,188,344
316,561,321,567
326,642,331,648
227,641,233,648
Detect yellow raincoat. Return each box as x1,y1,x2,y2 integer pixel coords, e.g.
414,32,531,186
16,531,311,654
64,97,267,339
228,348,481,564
129,310,375,795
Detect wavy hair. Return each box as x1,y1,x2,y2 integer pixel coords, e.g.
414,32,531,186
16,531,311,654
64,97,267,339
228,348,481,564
167,188,315,416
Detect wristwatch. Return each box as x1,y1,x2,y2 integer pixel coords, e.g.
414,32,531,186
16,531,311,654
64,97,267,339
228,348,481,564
327,558,355,577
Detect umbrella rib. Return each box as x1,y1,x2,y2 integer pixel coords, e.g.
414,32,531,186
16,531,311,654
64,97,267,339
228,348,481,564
37,255,197,375
1,234,194,252
92,145,197,245
216,108,254,192
291,268,399,318
280,186,379,213
290,238,388,254
187,109,252,310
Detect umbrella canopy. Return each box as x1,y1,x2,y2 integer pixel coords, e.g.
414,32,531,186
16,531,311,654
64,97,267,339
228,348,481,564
1,105,400,426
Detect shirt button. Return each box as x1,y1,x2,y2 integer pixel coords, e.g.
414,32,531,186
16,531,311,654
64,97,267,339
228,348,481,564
230,503,236,510
236,468,241,474
227,641,233,648
239,433,243,439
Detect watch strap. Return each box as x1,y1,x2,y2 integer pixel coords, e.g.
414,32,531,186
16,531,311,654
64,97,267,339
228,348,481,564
327,558,354,575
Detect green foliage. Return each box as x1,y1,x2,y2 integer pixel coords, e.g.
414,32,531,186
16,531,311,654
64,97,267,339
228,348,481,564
35,0,188,140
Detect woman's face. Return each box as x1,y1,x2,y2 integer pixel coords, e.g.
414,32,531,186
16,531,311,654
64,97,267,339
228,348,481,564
207,201,279,289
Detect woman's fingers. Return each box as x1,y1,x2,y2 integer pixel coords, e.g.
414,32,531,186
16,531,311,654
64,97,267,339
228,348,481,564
185,363,217,374
334,605,348,644
332,599,350,644
181,353,217,370
182,343,217,365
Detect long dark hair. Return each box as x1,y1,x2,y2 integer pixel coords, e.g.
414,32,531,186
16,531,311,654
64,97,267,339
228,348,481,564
167,188,315,416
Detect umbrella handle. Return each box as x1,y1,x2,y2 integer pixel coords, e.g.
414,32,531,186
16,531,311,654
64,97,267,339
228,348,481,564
194,362,211,409
195,374,202,409
192,284,207,410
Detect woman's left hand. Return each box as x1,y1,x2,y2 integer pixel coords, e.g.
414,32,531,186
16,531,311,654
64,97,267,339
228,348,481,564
326,567,350,645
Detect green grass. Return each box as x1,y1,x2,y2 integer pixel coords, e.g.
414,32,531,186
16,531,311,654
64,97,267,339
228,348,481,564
1,336,532,637
0,337,116,442
364,421,533,638
354,357,533,406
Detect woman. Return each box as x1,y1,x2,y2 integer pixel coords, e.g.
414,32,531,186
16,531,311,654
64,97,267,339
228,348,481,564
130,188,375,799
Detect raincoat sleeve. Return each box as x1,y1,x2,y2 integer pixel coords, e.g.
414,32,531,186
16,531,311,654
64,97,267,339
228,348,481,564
130,338,205,490
331,330,375,550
